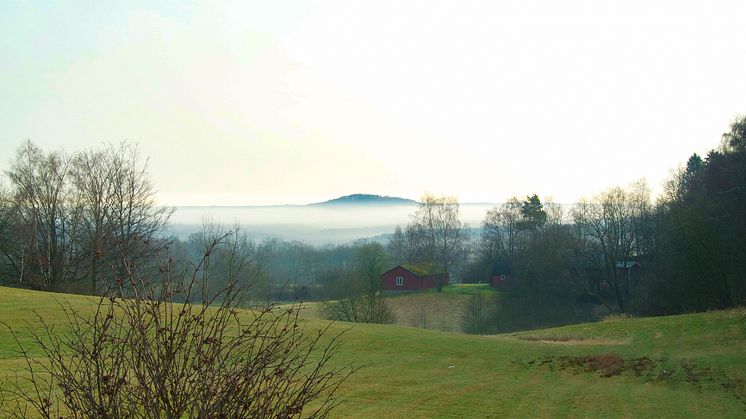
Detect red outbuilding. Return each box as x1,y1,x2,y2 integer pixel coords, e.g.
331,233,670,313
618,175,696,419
380,265,448,291
490,273,509,288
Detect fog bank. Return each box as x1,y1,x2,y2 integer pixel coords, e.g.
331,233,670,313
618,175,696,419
167,204,497,244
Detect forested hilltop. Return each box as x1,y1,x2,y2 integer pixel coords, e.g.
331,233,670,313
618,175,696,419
310,193,418,206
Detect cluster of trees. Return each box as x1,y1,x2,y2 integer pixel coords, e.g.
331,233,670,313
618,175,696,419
167,229,389,303
387,194,469,292
0,142,356,416
0,141,171,293
465,185,653,331
652,117,746,313
0,139,387,303
321,242,394,324
165,223,396,323
459,116,746,332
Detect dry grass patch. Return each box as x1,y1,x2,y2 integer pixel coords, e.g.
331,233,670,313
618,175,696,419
510,335,630,345
585,353,625,377
386,293,470,332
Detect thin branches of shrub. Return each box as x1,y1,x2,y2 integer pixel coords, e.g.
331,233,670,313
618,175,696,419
2,234,354,418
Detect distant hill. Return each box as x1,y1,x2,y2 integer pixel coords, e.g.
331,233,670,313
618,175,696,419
310,194,418,206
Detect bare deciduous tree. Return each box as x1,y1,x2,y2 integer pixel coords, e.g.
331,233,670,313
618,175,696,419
71,147,117,293
107,143,173,278
386,225,407,266
407,194,466,292
4,141,81,289
186,220,269,302
480,197,523,261
572,183,649,313
0,182,26,285
461,291,491,334
2,141,172,293
322,243,394,324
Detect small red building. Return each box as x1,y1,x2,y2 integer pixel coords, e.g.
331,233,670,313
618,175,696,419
380,265,448,291
490,273,509,288
489,261,512,288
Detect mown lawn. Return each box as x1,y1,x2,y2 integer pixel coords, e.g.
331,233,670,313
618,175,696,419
1,286,745,417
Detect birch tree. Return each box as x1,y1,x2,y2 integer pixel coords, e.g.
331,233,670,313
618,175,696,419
408,194,466,292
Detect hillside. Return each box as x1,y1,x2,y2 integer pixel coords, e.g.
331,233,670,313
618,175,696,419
1,286,745,417
384,284,499,332
309,194,418,206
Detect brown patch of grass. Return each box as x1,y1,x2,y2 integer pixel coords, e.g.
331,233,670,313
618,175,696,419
681,361,711,388
630,357,655,376
677,361,745,402
586,353,624,377
516,335,577,342
527,353,656,378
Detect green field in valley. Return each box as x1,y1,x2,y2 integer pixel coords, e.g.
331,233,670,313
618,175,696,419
1,286,745,418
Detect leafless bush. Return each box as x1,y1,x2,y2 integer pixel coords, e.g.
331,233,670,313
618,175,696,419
321,243,394,325
321,285,395,325
461,291,492,334
2,235,353,418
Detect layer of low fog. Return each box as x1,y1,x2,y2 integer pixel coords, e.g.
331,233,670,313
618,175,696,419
168,204,498,244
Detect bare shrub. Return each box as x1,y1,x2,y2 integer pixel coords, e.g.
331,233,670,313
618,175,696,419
2,235,353,418
461,291,493,334
320,267,394,325
321,243,394,325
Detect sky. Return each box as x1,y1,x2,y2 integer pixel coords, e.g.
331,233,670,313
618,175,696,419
2,0,745,206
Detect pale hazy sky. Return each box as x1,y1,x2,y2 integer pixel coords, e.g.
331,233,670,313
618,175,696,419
2,1,745,205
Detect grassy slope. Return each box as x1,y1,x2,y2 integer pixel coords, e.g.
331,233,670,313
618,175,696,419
385,284,498,332
1,286,745,418
301,284,497,332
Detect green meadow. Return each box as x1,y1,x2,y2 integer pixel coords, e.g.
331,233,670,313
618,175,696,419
1,286,745,418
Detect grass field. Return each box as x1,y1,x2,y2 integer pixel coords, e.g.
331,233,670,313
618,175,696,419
300,284,498,332
1,286,745,417
384,284,498,332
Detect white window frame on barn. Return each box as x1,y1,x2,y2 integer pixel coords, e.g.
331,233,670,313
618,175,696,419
395,276,403,286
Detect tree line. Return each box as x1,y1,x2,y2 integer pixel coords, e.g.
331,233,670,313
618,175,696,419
2,115,744,331
0,141,171,293
381,116,746,332
454,116,746,331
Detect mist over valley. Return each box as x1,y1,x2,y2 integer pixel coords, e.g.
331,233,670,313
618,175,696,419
168,195,498,244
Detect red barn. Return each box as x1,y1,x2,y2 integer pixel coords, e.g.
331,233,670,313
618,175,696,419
489,261,512,288
380,265,448,291
490,273,509,288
